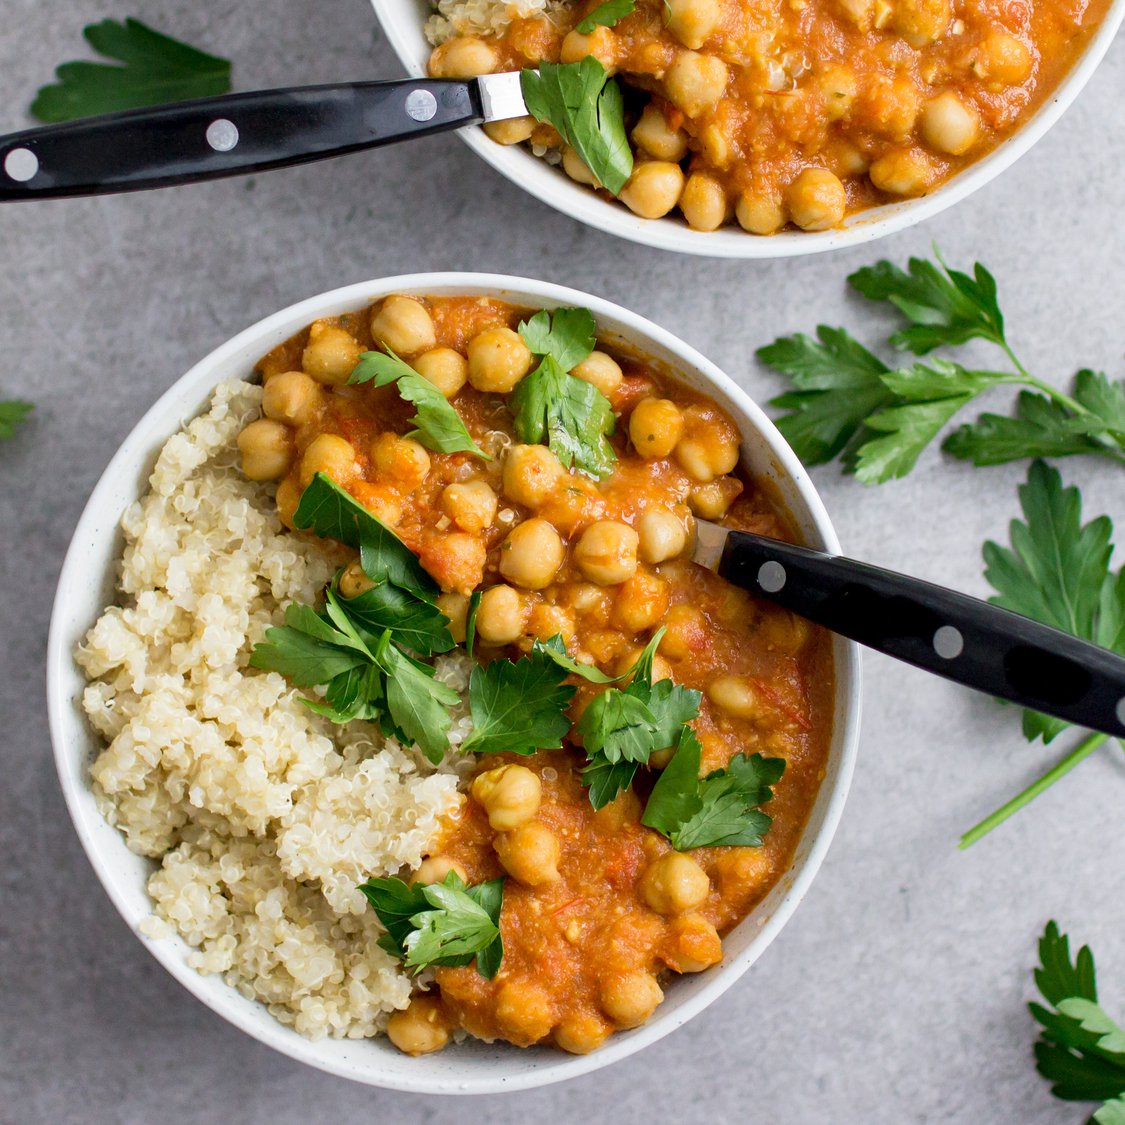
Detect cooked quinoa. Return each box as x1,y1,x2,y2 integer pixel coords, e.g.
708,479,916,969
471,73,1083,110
424,0,570,45
77,380,472,1040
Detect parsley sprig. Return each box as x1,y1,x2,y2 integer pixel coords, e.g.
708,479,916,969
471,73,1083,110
642,729,786,850
510,307,617,478
1029,921,1125,1122
760,249,1125,483
32,18,231,123
520,58,633,195
577,0,637,33
960,462,1125,847
349,347,488,459
0,400,34,439
359,871,504,978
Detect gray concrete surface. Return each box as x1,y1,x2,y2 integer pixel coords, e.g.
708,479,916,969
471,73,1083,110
2,2,1124,1122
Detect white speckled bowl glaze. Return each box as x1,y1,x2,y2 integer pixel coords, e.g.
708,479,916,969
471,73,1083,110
47,275,861,1093
374,0,1124,257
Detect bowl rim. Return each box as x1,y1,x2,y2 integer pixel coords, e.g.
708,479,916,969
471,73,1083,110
46,273,862,1093
373,0,1125,258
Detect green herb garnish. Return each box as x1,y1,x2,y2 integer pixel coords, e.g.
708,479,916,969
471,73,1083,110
32,18,231,123
349,347,488,459
0,400,34,439
511,307,616,478
641,728,786,850
578,631,702,808
760,249,1125,483
519,58,633,195
577,0,636,33
359,871,504,978
1029,921,1125,1121
960,461,1125,847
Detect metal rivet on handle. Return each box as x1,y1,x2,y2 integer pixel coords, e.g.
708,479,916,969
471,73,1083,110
757,560,787,593
1116,697,1125,728
206,119,240,152
933,625,964,660
405,89,438,122
4,147,39,182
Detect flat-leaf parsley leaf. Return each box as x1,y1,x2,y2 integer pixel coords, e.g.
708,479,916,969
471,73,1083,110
577,0,636,33
0,400,34,440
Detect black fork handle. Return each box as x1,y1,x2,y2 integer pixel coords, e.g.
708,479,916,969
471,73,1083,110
0,79,482,201
719,530,1125,738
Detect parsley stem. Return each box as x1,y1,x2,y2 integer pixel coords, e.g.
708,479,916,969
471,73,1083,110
958,731,1108,848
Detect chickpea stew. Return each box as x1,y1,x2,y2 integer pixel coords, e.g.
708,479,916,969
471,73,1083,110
425,0,1111,233
241,293,834,1055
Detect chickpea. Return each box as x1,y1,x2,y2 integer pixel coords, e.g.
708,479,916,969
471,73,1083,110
891,0,950,45
785,168,846,232
495,981,555,1045
527,603,575,643
261,370,321,426
299,432,356,487
675,406,740,482
503,443,565,508
412,347,467,398
466,326,533,393
699,122,733,168
555,1014,611,1055
631,104,689,162
641,851,711,915
429,36,499,79
659,604,705,658
668,914,723,973
574,520,639,585
817,66,857,121
371,432,431,490
974,32,1032,85
275,478,301,530
475,584,526,645
431,532,486,594
620,162,686,220
665,0,721,48
472,764,542,831
494,820,561,886
637,508,688,564
680,172,728,231
736,191,786,235
861,76,919,139
921,91,980,155
483,115,536,145
611,572,671,632
441,480,498,532
559,25,617,69
370,295,436,357
664,51,728,117
708,674,757,717
824,137,869,178
436,592,469,642
688,477,742,519
339,559,376,599
387,995,450,1056
591,786,643,832
238,419,293,481
562,145,601,187
301,322,363,386
571,350,623,396
410,855,468,886
601,972,663,1029
629,398,684,458
869,147,935,196
499,518,565,590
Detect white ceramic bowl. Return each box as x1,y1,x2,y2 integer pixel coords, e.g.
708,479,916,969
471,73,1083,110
47,275,861,1093
374,1,1124,258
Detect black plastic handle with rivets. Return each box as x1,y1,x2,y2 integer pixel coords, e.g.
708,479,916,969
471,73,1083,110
0,79,482,201
716,529,1125,738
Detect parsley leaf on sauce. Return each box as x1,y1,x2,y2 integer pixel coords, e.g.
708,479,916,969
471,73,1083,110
349,347,488,459
1030,921,1125,1117
359,872,504,979
511,307,616,479
577,0,637,33
31,18,231,123
0,400,33,440
519,58,633,195
642,729,786,850
294,473,437,599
